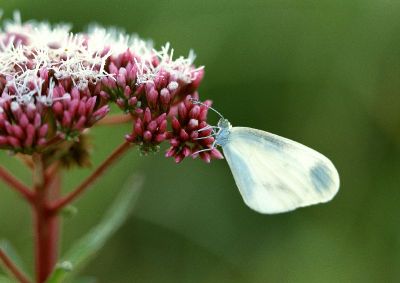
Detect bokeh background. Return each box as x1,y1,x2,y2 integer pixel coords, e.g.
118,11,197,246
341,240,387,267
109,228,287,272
1,0,400,282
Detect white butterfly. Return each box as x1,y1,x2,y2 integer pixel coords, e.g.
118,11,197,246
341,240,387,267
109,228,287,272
193,101,340,214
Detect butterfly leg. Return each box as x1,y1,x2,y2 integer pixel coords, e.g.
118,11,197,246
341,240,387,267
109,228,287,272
194,135,214,140
192,147,213,155
192,140,218,156
197,125,220,133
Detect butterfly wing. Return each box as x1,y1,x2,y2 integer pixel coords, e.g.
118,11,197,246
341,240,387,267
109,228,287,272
222,127,340,214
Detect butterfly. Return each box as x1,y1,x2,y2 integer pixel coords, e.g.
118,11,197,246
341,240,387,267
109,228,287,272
192,100,340,214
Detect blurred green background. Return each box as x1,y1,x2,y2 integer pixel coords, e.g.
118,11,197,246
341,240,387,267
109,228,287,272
1,0,400,282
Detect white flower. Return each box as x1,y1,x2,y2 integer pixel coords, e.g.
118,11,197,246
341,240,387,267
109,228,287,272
0,12,202,105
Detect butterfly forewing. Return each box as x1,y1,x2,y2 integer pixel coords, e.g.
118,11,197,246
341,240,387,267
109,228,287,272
222,127,340,214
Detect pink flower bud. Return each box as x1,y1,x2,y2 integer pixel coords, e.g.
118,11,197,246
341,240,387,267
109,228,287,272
160,88,171,106
211,148,224,159
7,136,21,148
19,114,29,128
91,105,110,122
159,120,167,132
53,102,63,116
12,125,24,139
147,121,158,132
124,86,132,99
165,147,176,158
143,131,152,142
71,88,80,100
188,118,198,129
38,124,48,138
62,111,72,127
189,105,200,118
128,97,137,107
178,103,187,119
182,146,191,157
155,133,166,143
171,117,181,131
146,89,158,108
179,129,189,141
144,108,152,123
200,152,211,163
134,119,143,136
69,99,80,117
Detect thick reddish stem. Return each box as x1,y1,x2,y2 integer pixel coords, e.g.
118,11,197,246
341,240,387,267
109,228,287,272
32,155,59,283
0,249,32,283
46,167,61,270
33,206,57,283
50,142,132,213
0,165,34,202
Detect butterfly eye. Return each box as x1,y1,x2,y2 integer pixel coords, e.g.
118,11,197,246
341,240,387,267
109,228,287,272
217,118,231,129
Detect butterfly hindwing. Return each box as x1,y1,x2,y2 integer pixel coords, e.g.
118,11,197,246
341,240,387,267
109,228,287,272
221,127,340,214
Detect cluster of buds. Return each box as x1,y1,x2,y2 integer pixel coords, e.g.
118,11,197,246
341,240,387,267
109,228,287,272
101,43,204,114
166,96,223,163
0,98,48,153
100,43,212,160
0,13,222,164
125,108,167,153
51,85,109,138
0,14,111,154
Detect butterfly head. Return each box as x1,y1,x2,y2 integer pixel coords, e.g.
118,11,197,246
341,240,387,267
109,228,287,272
217,118,231,129
215,118,231,146
190,98,231,147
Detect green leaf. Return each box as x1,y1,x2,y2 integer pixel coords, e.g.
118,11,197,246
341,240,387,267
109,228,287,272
46,174,144,283
0,240,30,279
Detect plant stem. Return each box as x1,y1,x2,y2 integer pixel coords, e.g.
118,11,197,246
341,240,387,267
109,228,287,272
0,165,34,203
0,249,32,283
32,154,58,283
33,203,56,283
49,141,132,213
2,141,131,282
96,114,132,126
45,165,61,278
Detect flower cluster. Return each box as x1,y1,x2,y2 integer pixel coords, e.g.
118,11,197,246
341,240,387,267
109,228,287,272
101,43,204,114
0,13,222,163
166,96,224,163
0,13,111,153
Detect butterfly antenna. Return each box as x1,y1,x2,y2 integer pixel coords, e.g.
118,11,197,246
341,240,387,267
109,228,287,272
189,98,224,119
